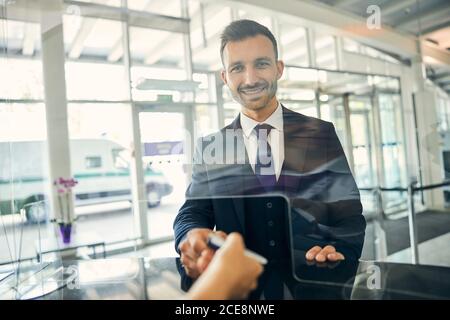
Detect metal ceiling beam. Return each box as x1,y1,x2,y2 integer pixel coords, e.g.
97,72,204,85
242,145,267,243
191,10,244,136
422,42,450,67
435,74,450,83
67,0,112,59
68,18,96,58
229,0,450,66
421,20,450,36
332,0,361,8
143,1,205,65
394,4,450,31
107,38,122,62
227,0,418,58
380,0,418,16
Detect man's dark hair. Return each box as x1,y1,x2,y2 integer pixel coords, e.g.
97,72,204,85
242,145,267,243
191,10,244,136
220,19,278,64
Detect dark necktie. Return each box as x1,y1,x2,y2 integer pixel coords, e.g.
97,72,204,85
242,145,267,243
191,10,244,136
254,123,277,189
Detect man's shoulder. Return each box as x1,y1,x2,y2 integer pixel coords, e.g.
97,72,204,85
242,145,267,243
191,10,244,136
282,106,334,131
197,106,335,141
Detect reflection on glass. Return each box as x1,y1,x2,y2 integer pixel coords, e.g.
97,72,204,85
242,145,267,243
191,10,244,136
63,17,128,101
315,32,336,70
68,103,135,244
139,112,186,240
279,23,308,67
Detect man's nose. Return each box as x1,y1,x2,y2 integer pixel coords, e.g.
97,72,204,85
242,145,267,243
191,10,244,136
243,67,259,86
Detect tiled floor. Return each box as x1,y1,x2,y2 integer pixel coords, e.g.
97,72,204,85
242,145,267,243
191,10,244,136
386,232,450,267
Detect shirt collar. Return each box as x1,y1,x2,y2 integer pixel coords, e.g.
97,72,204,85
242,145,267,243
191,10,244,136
240,102,283,138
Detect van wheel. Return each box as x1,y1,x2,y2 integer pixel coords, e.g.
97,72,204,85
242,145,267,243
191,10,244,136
147,191,161,208
24,196,48,224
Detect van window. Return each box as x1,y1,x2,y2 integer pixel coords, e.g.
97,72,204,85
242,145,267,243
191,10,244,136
85,156,102,169
112,148,129,169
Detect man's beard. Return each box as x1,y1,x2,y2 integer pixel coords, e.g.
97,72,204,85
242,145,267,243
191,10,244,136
232,79,278,111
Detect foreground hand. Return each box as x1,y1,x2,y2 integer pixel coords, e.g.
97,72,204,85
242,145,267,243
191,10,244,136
179,228,227,278
186,233,264,300
305,245,345,262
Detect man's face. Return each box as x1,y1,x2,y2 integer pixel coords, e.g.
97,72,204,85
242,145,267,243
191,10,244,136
221,35,284,112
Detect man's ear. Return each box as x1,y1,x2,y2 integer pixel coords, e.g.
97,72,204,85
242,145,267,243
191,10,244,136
220,69,227,85
276,60,284,80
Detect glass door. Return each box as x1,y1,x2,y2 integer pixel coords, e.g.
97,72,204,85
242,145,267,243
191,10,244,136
137,105,193,241
348,95,377,189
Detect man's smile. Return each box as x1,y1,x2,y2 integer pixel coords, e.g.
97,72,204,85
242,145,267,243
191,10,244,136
239,85,267,97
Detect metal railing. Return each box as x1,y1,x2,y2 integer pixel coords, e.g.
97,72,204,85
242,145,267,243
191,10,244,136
359,179,450,264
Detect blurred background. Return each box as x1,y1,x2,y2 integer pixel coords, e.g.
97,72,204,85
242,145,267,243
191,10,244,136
0,0,449,269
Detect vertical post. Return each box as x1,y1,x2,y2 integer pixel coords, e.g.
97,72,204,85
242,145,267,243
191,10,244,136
373,188,387,261
343,93,355,174
181,0,195,182
371,91,386,188
121,0,149,242
407,181,419,264
306,28,316,68
334,36,344,71
315,91,321,119
40,0,73,224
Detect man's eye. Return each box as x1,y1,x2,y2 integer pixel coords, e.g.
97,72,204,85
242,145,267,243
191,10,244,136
256,62,269,68
231,66,243,72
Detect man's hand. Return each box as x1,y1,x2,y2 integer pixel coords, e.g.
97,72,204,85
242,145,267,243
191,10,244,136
305,245,345,262
186,233,264,300
178,228,227,278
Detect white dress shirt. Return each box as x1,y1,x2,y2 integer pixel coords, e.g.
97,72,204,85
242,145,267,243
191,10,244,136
240,103,285,181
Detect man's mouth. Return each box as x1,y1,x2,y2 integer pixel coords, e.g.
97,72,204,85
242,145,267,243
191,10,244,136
239,85,267,96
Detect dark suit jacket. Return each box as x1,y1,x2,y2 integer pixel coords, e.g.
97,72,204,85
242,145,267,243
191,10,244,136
173,106,366,260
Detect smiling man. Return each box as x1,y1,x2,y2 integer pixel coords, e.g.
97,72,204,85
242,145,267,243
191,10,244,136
220,33,282,122
174,20,366,281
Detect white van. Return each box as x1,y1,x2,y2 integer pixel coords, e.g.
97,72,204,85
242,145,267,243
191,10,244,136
0,139,173,222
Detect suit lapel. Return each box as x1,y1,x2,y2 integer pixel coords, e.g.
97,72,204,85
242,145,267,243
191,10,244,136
222,114,248,232
220,107,310,230
280,106,309,193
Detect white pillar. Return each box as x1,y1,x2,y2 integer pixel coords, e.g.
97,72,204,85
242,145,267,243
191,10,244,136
40,0,74,223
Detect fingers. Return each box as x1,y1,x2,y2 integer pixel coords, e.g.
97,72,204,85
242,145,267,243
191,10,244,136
326,251,345,261
305,246,322,261
315,245,335,262
222,232,244,249
305,245,345,262
179,229,212,258
180,253,200,278
197,249,214,273
178,228,213,278
187,230,209,255
214,230,228,240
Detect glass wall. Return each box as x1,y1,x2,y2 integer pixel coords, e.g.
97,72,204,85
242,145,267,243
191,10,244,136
0,0,420,266
279,22,308,67
61,9,138,246
0,18,52,264
314,31,336,70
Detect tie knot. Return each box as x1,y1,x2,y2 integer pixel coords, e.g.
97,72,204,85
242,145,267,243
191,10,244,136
254,124,273,138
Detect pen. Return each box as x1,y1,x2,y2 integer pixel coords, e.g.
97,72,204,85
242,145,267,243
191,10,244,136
207,234,268,265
